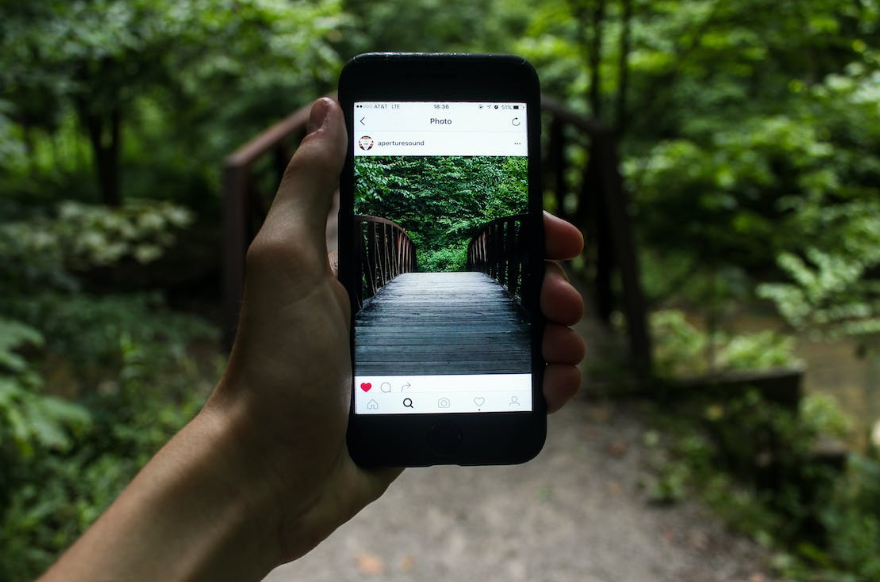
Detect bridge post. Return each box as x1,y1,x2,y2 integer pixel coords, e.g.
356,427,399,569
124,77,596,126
495,223,502,282
365,222,378,297
375,223,385,289
501,221,508,292
583,144,615,324
351,216,418,304
509,220,521,297
354,221,364,309
595,132,652,376
547,118,568,221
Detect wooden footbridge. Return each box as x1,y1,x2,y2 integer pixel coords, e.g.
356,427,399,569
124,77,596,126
355,272,530,375
222,95,653,377
352,214,530,375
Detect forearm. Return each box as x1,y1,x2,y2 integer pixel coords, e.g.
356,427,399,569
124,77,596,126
39,406,279,582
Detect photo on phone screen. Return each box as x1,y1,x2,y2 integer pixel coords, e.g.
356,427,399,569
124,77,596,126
351,101,533,416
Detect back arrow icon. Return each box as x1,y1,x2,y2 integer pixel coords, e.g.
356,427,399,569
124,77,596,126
359,117,366,125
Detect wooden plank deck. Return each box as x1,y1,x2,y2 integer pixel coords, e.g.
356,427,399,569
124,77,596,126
354,272,531,375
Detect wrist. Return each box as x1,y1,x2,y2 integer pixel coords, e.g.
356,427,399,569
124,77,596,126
41,399,283,582
138,405,283,580
206,374,391,565
192,399,288,569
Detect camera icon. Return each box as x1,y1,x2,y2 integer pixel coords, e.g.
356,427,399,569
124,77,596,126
437,397,451,409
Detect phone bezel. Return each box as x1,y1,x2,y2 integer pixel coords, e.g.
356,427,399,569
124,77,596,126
339,53,546,466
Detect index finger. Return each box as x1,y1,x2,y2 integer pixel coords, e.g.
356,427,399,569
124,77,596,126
544,212,583,261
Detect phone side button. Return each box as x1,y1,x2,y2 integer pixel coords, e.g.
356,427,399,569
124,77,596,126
426,423,463,456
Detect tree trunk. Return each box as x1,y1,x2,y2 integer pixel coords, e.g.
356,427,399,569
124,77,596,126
82,106,123,207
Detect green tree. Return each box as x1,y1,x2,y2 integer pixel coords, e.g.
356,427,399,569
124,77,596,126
355,155,527,271
0,0,344,206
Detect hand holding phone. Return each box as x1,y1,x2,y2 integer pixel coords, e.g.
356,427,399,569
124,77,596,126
340,53,549,466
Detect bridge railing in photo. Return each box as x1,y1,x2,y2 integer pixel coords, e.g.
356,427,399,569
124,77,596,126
467,214,528,299
354,215,417,309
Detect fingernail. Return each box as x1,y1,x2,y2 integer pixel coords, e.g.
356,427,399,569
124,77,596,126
308,98,332,134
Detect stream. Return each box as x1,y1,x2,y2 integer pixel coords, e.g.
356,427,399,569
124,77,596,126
797,336,880,450
719,312,880,450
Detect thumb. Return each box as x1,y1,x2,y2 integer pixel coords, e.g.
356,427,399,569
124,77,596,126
257,98,347,262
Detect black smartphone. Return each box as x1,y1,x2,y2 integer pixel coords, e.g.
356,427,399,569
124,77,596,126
338,53,545,466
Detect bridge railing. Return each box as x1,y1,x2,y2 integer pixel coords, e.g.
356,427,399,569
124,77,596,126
355,215,417,309
467,214,528,299
222,99,314,348
541,96,651,375
222,94,653,377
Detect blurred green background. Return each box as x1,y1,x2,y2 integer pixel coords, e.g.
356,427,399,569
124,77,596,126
2,0,880,580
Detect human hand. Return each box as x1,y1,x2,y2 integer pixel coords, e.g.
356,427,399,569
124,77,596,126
210,97,585,566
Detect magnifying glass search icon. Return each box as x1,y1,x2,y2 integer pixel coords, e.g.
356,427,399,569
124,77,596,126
403,398,414,409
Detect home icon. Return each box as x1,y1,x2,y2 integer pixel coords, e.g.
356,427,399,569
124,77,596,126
366,399,379,410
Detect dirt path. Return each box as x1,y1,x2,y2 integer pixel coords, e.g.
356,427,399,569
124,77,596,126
263,396,779,582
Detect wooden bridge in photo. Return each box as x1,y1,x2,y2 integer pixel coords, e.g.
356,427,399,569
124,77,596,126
354,272,530,375
352,214,530,375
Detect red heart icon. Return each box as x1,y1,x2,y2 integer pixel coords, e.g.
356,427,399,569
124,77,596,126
360,382,372,392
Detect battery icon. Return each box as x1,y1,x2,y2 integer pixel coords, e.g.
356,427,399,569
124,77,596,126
513,105,520,109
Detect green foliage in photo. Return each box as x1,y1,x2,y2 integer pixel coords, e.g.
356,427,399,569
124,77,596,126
354,155,527,272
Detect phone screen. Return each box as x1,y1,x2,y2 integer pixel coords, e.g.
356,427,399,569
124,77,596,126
350,100,533,415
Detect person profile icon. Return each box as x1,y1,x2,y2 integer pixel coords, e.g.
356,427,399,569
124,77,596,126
358,136,374,151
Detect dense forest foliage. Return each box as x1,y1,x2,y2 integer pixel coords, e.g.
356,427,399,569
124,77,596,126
355,156,527,271
2,0,880,579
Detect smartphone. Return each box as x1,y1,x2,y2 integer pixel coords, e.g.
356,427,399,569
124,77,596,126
338,53,545,466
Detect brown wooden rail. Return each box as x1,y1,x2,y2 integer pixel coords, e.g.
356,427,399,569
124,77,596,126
354,215,417,309
541,95,652,375
222,94,652,377
467,214,527,298
222,98,315,348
